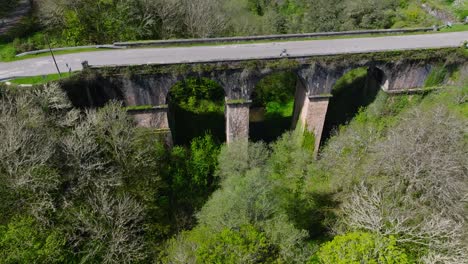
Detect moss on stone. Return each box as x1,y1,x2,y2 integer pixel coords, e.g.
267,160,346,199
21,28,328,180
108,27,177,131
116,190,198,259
88,47,467,77
225,99,251,104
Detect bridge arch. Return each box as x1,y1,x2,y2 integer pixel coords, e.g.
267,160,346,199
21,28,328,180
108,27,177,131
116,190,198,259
166,76,227,145
84,51,452,153
248,70,300,142
321,65,387,145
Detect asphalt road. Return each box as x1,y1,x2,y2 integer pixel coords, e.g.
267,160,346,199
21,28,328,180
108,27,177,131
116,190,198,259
1,32,467,80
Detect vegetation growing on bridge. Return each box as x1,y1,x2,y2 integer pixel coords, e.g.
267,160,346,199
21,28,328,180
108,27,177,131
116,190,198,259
86,47,468,77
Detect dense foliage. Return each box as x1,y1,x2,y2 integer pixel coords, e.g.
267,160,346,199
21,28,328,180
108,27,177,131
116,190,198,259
315,232,410,263
168,78,226,145
162,82,467,263
1,0,464,59
33,0,449,44
0,83,221,262
0,60,466,263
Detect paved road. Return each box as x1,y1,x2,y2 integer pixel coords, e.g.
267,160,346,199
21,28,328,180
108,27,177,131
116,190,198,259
1,32,467,80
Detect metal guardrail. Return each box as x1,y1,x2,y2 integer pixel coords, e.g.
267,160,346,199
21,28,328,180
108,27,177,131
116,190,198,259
15,27,436,57
114,28,435,47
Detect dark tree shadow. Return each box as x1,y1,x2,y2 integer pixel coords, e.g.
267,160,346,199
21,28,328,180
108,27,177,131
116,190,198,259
169,105,225,146
60,73,125,108
322,67,383,144
249,72,296,143
167,77,226,146
249,114,292,143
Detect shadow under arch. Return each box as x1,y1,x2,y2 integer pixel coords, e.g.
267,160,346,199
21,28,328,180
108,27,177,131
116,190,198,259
167,76,226,146
322,66,386,144
248,70,299,143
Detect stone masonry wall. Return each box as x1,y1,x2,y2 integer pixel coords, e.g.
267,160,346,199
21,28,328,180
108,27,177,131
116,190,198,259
225,102,250,143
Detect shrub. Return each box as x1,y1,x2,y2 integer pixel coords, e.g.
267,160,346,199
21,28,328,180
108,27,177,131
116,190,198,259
169,77,224,114
0,216,68,264
196,225,274,264
314,232,411,264
424,65,448,87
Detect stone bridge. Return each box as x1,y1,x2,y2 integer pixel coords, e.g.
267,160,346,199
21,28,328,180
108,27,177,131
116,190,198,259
65,48,467,154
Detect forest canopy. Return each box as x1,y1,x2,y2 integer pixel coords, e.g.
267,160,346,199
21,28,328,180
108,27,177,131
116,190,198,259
0,75,466,263
4,0,463,46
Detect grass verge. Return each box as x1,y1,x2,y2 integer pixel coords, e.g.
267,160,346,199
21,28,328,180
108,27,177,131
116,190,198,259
440,24,468,33
0,44,105,62
7,72,75,85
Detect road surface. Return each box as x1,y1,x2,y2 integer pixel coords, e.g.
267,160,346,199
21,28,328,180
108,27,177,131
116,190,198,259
1,32,467,80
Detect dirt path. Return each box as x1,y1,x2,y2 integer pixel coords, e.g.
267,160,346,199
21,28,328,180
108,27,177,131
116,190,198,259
0,0,32,36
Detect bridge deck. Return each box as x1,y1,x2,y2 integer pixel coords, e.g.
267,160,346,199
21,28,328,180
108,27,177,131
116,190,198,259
0,31,467,80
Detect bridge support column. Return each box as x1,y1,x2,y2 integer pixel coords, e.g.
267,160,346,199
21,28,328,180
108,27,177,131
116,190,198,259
294,94,331,156
225,100,251,144
306,95,331,156
128,105,173,146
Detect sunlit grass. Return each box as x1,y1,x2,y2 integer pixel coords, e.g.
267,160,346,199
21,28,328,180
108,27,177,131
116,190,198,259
440,24,468,32
265,100,294,118
7,72,75,85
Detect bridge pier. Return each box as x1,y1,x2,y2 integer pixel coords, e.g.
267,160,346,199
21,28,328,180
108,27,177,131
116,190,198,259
293,90,331,156
305,95,331,156
292,75,332,156
225,100,251,144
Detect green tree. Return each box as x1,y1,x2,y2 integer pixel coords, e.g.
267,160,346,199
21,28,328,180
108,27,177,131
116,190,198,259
166,134,220,230
314,232,411,264
0,216,67,264
196,225,274,264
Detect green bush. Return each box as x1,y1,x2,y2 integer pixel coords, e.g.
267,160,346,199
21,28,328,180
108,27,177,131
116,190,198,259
170,134,220,195
424,65,448,87
314,232,411,264
0,43,16,61
196,225,274,264
253,72,296,108
0,216,68,264
170,78,224,114
265,100,294,118
12,32,48,54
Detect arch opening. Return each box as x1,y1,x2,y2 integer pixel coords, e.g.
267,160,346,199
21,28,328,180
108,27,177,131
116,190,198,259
167,77,226,146
249,71,298,143
322,66,385,144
